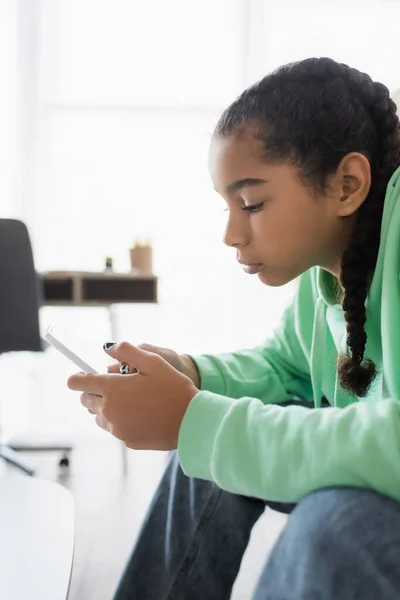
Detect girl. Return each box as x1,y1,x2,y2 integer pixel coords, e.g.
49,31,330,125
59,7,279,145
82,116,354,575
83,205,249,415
68,57,400,599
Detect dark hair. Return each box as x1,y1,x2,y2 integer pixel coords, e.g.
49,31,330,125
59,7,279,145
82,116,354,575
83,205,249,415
215,57,400,397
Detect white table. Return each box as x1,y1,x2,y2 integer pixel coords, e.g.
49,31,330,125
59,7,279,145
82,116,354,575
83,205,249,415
0,476,74,600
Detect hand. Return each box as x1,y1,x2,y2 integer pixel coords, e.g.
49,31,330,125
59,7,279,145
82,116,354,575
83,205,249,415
67,343,199,450
105,342,200,387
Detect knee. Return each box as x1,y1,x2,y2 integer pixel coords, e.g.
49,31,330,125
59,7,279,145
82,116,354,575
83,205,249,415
277,488,345,558
256,489,400,599
255,489,360,598
280,487,394,556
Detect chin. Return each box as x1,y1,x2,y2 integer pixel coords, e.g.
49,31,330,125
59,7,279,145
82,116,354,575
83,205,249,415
257,269,296,287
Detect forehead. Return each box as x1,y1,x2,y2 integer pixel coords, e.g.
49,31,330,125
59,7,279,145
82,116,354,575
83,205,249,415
209,133,267,191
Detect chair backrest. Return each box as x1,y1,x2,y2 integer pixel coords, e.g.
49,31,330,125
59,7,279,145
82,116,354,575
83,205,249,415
0,219,43,354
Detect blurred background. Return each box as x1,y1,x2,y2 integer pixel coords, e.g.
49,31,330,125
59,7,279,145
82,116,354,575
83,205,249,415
1,1,400,597
2,0,400,441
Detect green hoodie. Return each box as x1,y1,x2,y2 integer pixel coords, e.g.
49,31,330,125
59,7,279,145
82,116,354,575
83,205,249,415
178,167,400,503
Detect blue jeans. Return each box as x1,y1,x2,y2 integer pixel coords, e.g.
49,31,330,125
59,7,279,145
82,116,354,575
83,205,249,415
112,451,400,599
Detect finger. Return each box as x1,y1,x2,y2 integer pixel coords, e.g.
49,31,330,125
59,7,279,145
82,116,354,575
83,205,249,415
120,363,139,375
102,341,158,375
80,392,104,414
95,413,112,433
107,362,137,375
137,343,159,352
68,372,107,394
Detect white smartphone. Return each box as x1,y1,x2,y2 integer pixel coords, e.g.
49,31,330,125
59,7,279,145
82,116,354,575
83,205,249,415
43,326,98,374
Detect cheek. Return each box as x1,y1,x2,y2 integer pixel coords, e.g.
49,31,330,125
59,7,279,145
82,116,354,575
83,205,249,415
253,206,307,249
255,205,326,269
279,199,329,243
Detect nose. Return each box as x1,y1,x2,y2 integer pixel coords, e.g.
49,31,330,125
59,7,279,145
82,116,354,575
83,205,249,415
222,210,249,248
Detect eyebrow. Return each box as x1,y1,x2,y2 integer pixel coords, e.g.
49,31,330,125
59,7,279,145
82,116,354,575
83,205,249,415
225,177,268,195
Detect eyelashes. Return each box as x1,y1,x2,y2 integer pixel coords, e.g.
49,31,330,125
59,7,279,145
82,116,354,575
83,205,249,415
241,202,264,213
223,202,265,214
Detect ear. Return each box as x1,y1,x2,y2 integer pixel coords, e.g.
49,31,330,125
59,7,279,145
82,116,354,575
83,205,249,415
335,153,371,218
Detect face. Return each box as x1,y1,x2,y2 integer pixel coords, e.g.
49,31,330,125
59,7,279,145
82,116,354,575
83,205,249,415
209,132,359,287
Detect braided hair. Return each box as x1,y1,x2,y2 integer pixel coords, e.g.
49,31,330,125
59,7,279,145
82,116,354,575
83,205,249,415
215,57,400,397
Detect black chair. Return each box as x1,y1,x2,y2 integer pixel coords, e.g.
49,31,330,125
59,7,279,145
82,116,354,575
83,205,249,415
0,218,73,475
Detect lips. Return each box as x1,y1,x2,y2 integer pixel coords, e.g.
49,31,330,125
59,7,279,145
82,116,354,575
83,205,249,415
241,263,264,274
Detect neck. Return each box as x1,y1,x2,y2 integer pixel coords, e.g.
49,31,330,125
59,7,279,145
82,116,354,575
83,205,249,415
322,215,358,285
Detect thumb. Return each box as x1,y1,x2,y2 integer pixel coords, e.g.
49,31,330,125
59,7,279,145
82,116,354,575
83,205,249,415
103,341,155,374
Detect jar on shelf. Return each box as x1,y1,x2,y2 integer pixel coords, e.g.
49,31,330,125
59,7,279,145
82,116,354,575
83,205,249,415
129,238,153,275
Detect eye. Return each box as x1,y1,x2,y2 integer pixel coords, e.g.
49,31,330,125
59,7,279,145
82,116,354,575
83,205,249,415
241,202,264,213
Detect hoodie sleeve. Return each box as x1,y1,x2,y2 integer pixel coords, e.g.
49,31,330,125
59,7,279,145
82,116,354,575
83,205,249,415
187,275,316,405
178,394,400,503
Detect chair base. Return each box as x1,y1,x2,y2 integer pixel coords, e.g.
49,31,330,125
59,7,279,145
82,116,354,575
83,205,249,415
2,433,75,475
0,445,35,476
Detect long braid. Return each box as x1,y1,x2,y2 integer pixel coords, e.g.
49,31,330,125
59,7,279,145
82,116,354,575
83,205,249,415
336,68,400,396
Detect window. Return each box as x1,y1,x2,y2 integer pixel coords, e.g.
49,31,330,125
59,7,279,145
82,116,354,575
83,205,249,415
30,0,291,365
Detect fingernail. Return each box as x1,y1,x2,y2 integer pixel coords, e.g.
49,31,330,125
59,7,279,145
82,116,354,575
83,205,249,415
103,342,116,350
120,363,130,375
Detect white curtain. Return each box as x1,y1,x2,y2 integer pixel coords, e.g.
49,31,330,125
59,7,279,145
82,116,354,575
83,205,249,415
3,0,400,437
30,0,296,363
0,0,17,217
250,0,400,88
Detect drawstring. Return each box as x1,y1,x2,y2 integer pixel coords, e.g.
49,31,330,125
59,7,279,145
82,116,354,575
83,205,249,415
310,296,327,408
333,330,348,407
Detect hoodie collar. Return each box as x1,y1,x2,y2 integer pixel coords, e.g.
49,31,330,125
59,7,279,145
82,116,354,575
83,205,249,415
316,268,342,308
